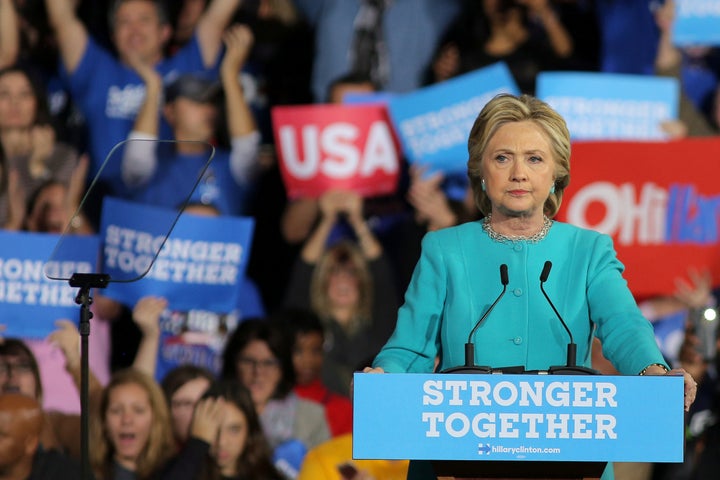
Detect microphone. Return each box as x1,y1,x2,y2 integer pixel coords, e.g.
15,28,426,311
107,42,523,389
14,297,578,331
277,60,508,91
540,261,597,375
443,264,508,374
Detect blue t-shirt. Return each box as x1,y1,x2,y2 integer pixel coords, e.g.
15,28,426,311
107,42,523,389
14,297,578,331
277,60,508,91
130,149,254,216
62,35,215,196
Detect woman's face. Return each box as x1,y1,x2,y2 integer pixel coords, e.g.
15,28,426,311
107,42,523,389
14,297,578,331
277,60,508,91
326,265,360,310
105,382,154,471
292,331,324,386
482,121,556,221
236,340,282,410
169,377,211,443
211,402,248,477
0,72,37,130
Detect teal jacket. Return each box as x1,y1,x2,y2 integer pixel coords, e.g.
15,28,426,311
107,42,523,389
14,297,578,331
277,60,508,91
373,220,665,375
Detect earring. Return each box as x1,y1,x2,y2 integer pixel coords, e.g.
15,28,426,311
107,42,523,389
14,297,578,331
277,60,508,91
481,178,486,192
550,184,556,194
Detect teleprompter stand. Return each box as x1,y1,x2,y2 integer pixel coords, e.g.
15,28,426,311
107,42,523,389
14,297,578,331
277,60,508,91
70,273,110,480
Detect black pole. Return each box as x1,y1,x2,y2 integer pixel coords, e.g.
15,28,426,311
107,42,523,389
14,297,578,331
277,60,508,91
70,273,110,480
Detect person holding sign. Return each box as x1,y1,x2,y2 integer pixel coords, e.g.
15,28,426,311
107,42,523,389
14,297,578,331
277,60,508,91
284,189,400,397
364,93,698,480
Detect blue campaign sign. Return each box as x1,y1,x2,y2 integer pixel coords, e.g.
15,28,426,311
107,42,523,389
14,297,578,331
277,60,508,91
537,72,679,140
100,197,255,312
0,231,98,339
673,0,720,46
388,62,520,174
342,91,395,105
353,373,684,463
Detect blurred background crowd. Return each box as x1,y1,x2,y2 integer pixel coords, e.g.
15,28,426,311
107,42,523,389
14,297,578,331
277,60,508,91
0,0,719,479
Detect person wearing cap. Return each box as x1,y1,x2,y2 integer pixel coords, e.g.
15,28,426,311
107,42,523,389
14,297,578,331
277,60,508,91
121,23,261,216
44,0,244,199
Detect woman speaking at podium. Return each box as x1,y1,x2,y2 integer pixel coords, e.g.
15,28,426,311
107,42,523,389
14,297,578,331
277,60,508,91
364,93,697,480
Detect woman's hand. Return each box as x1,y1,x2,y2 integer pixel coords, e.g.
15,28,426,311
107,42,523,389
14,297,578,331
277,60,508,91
362,366,385,374
318,189,346,221
190,397,226,444
672,368,698,412
644,365,698,412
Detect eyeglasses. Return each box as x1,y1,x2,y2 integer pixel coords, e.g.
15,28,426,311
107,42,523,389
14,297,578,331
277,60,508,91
237,357,280,373
0,362,34,377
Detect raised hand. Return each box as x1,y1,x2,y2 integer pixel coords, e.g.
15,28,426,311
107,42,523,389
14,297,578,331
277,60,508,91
132,296,167,338
190,396,226,444
48,319,80,370
221,24,254,77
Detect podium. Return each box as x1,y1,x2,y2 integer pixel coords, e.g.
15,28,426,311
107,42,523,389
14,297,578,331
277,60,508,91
353,373,684,480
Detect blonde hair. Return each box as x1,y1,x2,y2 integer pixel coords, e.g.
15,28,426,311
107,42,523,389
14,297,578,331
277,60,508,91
467,93,571,218
310,241,372,335
91,369,175,480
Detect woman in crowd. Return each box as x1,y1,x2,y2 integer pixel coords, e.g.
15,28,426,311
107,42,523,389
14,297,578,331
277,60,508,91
0,65,80,229
221,319,330,477
283,189,399,396
90,368,175,480
364,93,698,480
161,364,215,448
171,380,284,480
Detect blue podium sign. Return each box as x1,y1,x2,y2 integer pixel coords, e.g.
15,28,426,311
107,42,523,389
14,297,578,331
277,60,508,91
353,373,684,463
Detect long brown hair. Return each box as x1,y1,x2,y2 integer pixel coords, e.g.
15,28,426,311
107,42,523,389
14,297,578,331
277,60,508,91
310,240,372,335
91,369,175,480
196,381,283,480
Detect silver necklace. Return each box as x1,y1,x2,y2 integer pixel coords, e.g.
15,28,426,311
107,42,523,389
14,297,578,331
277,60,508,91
483,214,553,244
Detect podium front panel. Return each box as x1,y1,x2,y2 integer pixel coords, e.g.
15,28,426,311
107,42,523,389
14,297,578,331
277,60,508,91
353,373,683,463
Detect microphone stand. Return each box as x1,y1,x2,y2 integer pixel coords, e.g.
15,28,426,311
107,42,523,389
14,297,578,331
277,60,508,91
442,265,508,374
539,262,597,375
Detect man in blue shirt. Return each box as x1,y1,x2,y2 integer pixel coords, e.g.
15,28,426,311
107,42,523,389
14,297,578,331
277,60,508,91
44,0,243,198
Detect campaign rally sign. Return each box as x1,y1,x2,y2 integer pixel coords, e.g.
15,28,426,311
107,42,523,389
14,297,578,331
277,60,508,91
271,104,401,199
354,373,684,462
388,62,519,174
0,231,98,339
153,277,266,382
537,72,679,140
557,137,720,298
342,91,395,105
100,197,254,312
673,0,720,46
